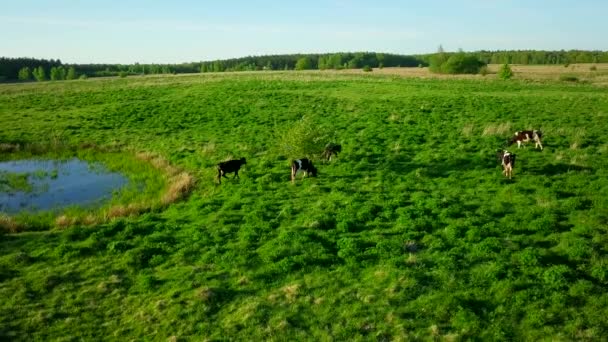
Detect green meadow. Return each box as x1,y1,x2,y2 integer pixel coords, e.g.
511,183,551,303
1,71,607,340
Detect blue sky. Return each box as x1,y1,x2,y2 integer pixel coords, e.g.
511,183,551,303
2,0,607,63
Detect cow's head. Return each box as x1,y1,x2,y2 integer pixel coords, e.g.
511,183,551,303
496,149,505,163
309,164,318,177
240,157,247,165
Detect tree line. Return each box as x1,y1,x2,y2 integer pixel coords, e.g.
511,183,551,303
1,50,608,82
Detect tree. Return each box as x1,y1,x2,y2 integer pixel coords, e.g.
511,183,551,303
33,66,46,81
498,63,513,80
50,66,66,80
18,67,31,81
441,53,485,74
212,60,224,72
295,57,312,70
429,53,485,74
318,56,328,70
66,66,77,80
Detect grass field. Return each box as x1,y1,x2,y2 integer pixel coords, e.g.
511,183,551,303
1,69,608,340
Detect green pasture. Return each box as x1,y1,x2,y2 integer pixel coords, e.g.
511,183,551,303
0,72,607,340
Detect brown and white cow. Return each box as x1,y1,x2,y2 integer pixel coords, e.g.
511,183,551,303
496,150,516,179
509,130,543,150
217,157,246,184
291,158,318,183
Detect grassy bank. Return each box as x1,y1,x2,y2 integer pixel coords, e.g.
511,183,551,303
0,71,607,340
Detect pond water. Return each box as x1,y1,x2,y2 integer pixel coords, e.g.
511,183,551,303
0,158,129,214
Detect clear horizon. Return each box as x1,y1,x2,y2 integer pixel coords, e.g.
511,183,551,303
3,0,608,64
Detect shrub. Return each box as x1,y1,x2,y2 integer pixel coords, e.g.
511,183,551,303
590,65,597,71
430,53,485,74
276,116,330,159
18,67,31,81
428,53,449,73
362,65,372,72
564,63,570,68
479,65,488,76
79,74,88,80
295,57,312,70
498,64,513,80
119,71,128,78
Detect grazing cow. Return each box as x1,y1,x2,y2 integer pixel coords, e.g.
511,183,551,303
291,158,318,183
322,143,342,161
496,150,516,179
216,158,246,184
509,130,543,150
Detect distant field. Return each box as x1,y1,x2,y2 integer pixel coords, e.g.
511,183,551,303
357,63,608,85
1,71,607,340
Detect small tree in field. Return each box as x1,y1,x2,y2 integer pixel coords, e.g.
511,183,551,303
33,66,46,81
66,66,77,80
498,63,513,80
18,67,31,81
295,57,312,70
277,116,330,159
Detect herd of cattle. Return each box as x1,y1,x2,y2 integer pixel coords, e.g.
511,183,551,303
217,130,543,183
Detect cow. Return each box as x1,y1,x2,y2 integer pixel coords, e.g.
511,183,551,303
216,158,246,184
291,158,318,183
496,150,516,179
322,143,342,161
509,130,543,150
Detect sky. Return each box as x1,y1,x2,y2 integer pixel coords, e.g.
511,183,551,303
2,0,607,64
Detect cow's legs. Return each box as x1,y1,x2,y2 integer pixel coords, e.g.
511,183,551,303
291,166,296,183
234,170,239,179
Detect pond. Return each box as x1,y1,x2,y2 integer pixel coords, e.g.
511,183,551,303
0,158,129,214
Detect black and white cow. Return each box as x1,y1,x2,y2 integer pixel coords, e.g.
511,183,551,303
291,158,318,183
217,158,246,184
322,143,342,161
509,130,543,150
496,150,516,179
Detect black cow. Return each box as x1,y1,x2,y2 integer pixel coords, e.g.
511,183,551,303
322,143,342,161
291,158,318,183
496,150,516,179
509,130,543,150
217,158,246,184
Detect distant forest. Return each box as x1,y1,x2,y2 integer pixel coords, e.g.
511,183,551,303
2,50,608,82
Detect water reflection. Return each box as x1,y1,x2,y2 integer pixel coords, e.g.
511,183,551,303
0,158,128,213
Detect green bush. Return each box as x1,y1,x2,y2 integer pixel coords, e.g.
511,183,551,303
498,64,513,80
590,65,597,71
295,57,312,70
119,71,128,78
362,65,372,72
276,116,330,159
479,66,489,76
430,53,485,74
